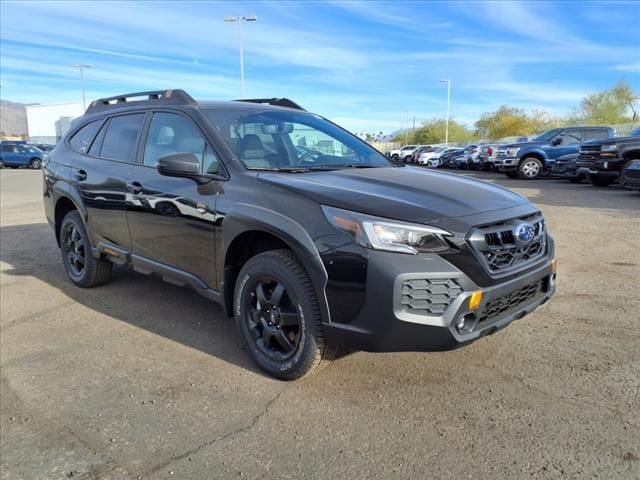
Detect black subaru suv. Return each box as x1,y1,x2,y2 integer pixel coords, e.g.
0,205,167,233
576,126,640,186
43,90,557,379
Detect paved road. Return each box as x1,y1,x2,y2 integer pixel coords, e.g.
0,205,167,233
1,169,639,480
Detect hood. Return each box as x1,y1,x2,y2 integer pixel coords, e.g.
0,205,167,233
582,135,638,146
257,167,529,224
502,141,546,149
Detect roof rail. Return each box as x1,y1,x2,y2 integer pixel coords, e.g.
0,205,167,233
234,98,306,111
85,89,196,114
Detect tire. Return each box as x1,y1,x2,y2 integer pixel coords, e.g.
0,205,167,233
0,161,4,169
391,154,399,161
518,157,543,179
505,171,519,179
30,158,42,169
59,210,113,287
590,176,615,187
234,249,337,380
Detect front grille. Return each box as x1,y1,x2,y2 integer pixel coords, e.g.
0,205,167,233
468,213,547,276
478,280,542,323
579,145,601,162
400,278,463,316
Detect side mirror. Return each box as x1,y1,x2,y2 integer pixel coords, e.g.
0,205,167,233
551,137,562,146
157,152,200,177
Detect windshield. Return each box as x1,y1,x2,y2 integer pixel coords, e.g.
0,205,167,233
533,128,563,142
629,127,640,137
204,108,392,171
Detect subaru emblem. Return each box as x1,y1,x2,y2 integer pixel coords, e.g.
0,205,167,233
514,223,535,245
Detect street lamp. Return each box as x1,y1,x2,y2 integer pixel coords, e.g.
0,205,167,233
440,79,451,145
224,15,258,97
72,64,93,110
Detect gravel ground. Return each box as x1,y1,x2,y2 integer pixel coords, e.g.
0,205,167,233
1,168,639,480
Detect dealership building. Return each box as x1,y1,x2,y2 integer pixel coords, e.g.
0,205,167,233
26,102,84,144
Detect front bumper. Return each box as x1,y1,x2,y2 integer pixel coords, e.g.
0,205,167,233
493,157,518,171
323,242,556,352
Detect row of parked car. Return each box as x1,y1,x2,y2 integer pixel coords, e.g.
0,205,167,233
386,125,640,191
0,141,55,169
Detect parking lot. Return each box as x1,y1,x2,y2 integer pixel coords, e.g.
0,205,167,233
1,168,638,479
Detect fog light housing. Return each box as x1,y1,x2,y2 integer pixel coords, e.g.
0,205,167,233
455,313,477,334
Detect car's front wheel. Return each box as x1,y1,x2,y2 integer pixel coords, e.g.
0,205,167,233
60,210,113,287
518,157,543,179
234,249,336,380
30,158,42,169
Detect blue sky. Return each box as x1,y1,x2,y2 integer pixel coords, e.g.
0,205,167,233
1,0,639,133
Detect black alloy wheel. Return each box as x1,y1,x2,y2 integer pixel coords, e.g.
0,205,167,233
62,222,86,278
234,249,337,380
59,210,112,287
246,276,302,361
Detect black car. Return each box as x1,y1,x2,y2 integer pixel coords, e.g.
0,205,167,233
551,152,584,183
622,159,640,191
576,127,640,186
438,148,463,168
43,89,557,380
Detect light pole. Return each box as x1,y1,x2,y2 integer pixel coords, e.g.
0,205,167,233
440,79,451,145
72,64,93,110
224,15,258,97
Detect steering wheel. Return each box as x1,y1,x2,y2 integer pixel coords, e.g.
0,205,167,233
295,150,322,165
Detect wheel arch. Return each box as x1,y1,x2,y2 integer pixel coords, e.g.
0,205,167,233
53,195,84,246
221,204,331,323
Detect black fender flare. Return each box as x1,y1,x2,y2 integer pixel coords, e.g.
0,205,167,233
221,203,332,324
51,182,88,246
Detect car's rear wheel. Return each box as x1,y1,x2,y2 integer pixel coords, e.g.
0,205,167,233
590,176,615,187
30,158,41,169
60,210,113,287
518,157,543,179
234,249,336,380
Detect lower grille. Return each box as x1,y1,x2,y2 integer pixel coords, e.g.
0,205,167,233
401,278,463,316
468,213,547,277
478,280,542,323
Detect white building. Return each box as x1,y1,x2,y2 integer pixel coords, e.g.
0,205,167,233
26,102,85,144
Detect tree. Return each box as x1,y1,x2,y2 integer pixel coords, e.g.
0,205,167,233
474,105,531,139
394,118,473,144
575,80,638,124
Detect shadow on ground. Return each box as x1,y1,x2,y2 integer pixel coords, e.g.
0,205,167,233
0,222,267,376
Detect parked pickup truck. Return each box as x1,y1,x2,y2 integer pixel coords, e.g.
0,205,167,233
494,126,614,179
576,127,640,186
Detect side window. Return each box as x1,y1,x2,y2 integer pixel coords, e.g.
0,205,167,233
143,112,220,173
582,129,608,141
99,113,145,162
68,119,103,153
555,129,581,146
1,145,16,153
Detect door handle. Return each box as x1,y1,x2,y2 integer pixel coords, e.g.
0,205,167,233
127,181,143,195
74,169,87,181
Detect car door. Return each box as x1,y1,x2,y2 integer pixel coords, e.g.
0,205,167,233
125,111,224,289
69,113,145,250
0,144,19,166
546,128,582,161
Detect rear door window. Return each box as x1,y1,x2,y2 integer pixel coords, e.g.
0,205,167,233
69,119,103,153
98,113,145,162
582,129,609,141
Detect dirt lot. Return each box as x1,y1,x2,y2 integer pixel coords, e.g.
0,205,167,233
1,168,639,480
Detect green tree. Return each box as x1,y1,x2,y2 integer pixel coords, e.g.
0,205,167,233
575,80,638,124
394,118,473,144
474,105,531,139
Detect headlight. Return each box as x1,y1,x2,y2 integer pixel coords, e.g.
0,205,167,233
601,144,617,152
506,147,521,157
322,206,453,254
